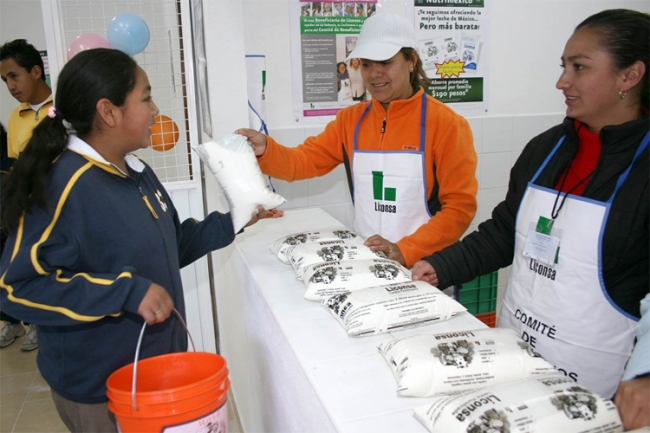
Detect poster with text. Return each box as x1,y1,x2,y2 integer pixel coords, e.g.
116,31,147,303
39,50,51,88
407,0,490,115
290,0,383,123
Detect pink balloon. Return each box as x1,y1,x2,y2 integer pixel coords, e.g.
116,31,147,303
67,33,112,60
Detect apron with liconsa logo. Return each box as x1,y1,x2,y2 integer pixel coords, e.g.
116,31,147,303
499,132,649,397
352,92,431,241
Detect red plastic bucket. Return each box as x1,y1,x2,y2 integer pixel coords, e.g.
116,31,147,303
106,313,230,432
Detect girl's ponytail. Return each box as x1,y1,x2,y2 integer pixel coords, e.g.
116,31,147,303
1,112,69,234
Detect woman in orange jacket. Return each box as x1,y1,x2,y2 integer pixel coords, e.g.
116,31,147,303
238,13,477,268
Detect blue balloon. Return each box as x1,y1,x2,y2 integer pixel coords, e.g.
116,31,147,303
107,13,150,56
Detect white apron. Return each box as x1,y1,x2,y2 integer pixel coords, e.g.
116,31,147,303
499,132,649,397
352,92,431,241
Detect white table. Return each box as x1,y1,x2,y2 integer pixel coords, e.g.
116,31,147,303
215,208,486,433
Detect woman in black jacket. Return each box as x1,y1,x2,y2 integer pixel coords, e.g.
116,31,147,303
412,8,649,430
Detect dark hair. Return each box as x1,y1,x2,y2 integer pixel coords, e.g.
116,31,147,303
0,39,46,82
1,48,138,234
576,9,649,108
0,122,11,174
400,48,432,90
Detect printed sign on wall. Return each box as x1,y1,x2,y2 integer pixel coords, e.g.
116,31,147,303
290,1,382,123
290,0,488,122
408,0,490,115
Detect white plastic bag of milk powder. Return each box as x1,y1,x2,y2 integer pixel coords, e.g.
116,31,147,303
323,280,467,336
287,238,385,279
378,328,556,397
414,375,624,433
271,229,359,264
302,258,411,301
193,134,286,232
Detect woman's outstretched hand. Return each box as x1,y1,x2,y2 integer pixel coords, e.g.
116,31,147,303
411,260,440,286
237,128,268,156
364,234,405,265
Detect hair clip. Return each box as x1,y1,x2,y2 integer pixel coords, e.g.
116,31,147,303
48,106,57,118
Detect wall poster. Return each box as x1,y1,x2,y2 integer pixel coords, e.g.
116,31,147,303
290,0,488,123
290,0,383,123
407,0,490,115
39,50,51,87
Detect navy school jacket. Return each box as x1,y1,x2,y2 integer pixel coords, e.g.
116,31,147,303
0,136,235,403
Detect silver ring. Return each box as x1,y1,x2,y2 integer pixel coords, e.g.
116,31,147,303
154,309,162,316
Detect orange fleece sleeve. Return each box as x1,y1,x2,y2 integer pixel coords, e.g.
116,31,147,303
396,110,478,268
257,118,348,181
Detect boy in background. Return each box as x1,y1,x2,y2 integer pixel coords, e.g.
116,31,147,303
1,39,52,157
0,38,52,351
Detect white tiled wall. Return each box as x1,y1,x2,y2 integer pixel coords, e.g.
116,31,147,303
269,113,566,234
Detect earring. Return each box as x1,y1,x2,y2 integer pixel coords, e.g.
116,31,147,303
619,90,627,99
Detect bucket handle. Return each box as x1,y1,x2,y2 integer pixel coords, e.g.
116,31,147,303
131,308,196,411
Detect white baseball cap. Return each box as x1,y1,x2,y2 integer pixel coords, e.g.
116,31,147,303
346,13,417,61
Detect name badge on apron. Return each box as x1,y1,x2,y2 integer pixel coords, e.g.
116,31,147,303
522,216,562,265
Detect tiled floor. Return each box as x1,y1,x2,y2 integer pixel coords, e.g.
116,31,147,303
0,330,66,433
0,324,244,433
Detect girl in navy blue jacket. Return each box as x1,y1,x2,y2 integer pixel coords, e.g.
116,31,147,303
0,48,262,432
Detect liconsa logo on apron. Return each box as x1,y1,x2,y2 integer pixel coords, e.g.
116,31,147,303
372,170,397,213
352,93,431,241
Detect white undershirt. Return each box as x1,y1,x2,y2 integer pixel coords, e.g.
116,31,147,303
29,94,52,112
